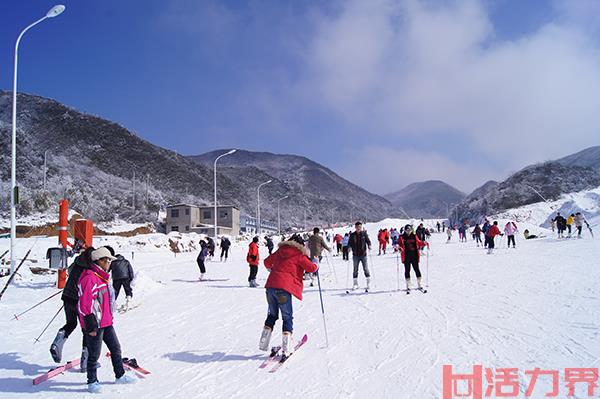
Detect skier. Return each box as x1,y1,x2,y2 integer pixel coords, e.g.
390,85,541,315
398,224,428,291
485,221,503,254
247,236,260,287
265,236,275,255
523,229,538,239
109,253,134,306
207,237,216,259
341,233,350,261
78,247,136,393
446,226,453,242
333,233,343,256
566,214,574,237
307,227,331,286
258,234,318,359
348,221,372,290
442,221,446,232
482,219,491,248
377,229,387,255
473,224,483,247
552,212,567,238
574,212,586,238
416,223,427,242
220,236,231,261
504,221,518,248
50,247,95,366
436,221,441,232
196,240,208,280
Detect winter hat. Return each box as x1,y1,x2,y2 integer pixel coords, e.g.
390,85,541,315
91,247,116,262
252,236,259,243
289,234,305,246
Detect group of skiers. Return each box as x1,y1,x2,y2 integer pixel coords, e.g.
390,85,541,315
50,245,136,393
551,212,589,238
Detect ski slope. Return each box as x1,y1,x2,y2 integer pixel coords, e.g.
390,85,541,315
0,219,599,398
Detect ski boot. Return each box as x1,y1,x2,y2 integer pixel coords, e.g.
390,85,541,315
259,326,273,351
365,277,371,292
352,278,359,290
50,329,66,363
199,273,205,281
417,277,422,289
282,332,294,358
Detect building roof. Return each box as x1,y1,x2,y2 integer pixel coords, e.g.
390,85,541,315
166,203,199,209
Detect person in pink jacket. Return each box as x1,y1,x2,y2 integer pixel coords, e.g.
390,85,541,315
78,247,135,393
504,221,518,248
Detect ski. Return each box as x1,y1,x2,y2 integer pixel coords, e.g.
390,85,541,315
269,334,308,373
198,278,230,282
258,346,282,369
33,358,81,385
106,353,151,376
117,303,141,314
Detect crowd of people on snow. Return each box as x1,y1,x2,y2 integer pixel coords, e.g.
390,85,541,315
45,206,593,393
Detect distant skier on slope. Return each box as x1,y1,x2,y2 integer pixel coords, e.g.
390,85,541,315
504,221,518,248
574,212,587,238
398,224,428,291
109,252,135,312
552,212,567,238
247,237,261,287
341,233,350,261
196,240,209,281
472,224,483,247
482,219,491,248
220,236,231,261
348,221,372,291
258,234,318,360
308,227,331,286
485,221,503,254
265,236,275,255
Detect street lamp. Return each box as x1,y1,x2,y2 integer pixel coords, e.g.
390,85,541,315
257,179,272,235
10,4,65,275
213,149,236,241
276,195,288,235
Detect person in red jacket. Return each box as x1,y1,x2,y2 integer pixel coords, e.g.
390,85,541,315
258,234,318,359
398,225,428,291
485,221,503,254
247,237,260,287
378,229,388,255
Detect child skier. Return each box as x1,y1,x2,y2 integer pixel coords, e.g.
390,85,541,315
78,247,135,393
258,234,318,359
504,221,518,248
247,236,260,287
485,221,503,254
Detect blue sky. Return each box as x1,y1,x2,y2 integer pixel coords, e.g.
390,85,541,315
1,1,600,194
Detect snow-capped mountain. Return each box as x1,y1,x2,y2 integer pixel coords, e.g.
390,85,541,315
0,92,395,229
453,153,600,223
383,180,466,218
188,149,398,225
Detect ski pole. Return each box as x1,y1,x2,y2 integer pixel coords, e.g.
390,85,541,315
325,252,337,284
12,290,63,320
396,253,400,291
315,261,329,348
34,304,64,344
368,250,375,287
426,245,430,288
0,248,33,302
345,255,351,291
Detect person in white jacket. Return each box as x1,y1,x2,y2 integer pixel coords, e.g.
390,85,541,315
504,221,518,248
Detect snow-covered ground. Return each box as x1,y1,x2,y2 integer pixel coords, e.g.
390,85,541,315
0,217,599,398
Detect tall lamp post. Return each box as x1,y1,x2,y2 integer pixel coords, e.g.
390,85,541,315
10,5,66,275
257,179,272,235
213,149,236,241
276,195,288,235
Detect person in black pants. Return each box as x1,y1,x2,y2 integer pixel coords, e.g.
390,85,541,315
50,247,95,367
197,241,208,280
398,225,427,290
220,237,231,261
109,254,134,300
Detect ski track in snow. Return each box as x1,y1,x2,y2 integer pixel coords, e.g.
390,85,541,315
0,221,599,398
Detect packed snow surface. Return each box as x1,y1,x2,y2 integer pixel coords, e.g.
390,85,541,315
0,217,598,398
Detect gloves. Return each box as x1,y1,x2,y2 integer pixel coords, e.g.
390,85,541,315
250,255,257,261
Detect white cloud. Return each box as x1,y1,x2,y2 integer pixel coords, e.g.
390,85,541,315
305,0,600,176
